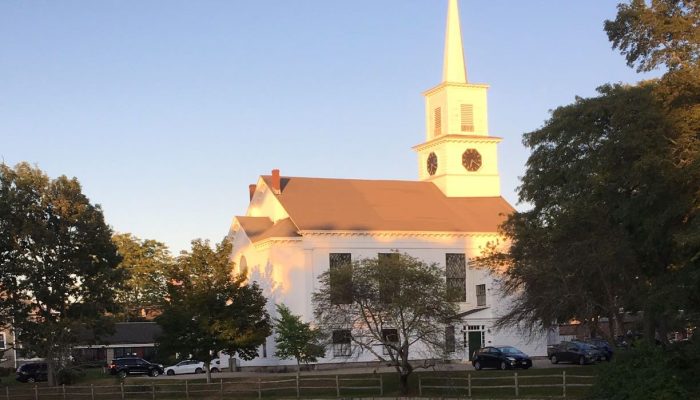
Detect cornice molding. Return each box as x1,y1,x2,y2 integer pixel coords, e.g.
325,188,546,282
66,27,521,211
298,230,499,239
413,134,503,152
423,82,490,96
253,238,302,250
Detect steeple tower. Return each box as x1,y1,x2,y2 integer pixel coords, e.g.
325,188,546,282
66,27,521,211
413,0,502,198
443,0,467,83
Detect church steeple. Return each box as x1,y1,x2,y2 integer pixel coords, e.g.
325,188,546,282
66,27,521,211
413,0,502,198
443,0,467,83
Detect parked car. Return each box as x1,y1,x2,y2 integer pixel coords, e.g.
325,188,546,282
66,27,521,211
16,363,48,383
549,341,598,365
164,360,205,376
107,357,164,378
472,346,533,370
578,339,614,361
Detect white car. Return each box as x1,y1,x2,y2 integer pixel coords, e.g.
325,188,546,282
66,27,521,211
164,360,205,376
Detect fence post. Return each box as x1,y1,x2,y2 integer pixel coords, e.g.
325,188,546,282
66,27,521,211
34,385,38,400
257,378,261,400
563,371,567,398
418,376,422,396
220,378,223,400
514,372,519,397
5,386,8,400
90,384,95,400
335,375,339,397
121,382,125,400
185,380,189,400
380,374,383,396
468,372,472,398
62,384,66,400
152,383,155,400
295,374,300,398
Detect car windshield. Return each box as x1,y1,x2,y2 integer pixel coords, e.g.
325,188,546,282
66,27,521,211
496,346,523,355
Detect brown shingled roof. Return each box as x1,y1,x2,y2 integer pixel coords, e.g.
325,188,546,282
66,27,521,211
254,176,513,233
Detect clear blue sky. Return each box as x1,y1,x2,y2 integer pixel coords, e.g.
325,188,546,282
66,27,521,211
0,1,659,253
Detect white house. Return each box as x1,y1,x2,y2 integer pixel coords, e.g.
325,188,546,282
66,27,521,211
227,0,548,368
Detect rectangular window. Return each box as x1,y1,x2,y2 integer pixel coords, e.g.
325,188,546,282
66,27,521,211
445,326,456,353
460,104,474,132
433,107,442,137
332,330,352,357
382,328,399,355
446,253,467,302
476,284,487,306
378,253,400,303
0,333,5,349
329,253,353,304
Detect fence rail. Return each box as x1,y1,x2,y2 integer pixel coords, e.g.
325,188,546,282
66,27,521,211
419,371,594,398
2,374,383,400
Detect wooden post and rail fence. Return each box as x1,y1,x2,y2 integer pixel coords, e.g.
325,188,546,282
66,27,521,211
2,374,383,400
418,370,595,398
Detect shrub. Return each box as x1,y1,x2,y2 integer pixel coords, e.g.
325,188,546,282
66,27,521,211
588,341,699,400
57,367,85,385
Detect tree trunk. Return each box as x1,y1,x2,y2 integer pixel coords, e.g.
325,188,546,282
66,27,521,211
205,361,212,384
399,372,410,395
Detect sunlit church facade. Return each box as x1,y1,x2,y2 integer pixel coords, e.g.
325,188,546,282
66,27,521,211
228,0,548,368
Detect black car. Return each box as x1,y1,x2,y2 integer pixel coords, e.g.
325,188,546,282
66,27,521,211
472,346,533,370
16,363,48,383
549,341,598,365
578,339,614,361
108,357,164,378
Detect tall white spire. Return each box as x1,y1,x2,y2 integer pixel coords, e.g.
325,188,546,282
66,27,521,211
442,0,467,83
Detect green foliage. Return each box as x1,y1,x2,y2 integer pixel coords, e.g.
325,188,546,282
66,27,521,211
0,162,124,385
313,253,458,394
155,239,271,383
56,367,85,385
605,0,700,72
474,79,699,340
588,342,700,399
273,303,325,371
112,233,174,320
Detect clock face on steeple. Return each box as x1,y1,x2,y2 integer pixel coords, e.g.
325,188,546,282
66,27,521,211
427,152,438,176
462,148,482,171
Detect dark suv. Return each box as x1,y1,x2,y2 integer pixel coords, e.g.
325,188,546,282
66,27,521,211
108,357,164,378
16,363,48,383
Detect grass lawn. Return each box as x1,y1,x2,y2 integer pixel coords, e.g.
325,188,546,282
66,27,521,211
1,365,601,399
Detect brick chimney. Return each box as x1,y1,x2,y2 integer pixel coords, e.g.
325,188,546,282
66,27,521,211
271,169,281,194
248,184,256,201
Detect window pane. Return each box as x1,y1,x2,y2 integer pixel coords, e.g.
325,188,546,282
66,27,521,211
476,284,486,306
378,253,400,303
332,329,352,357
445,326,456,353
446,254,466,302
329,253,352,304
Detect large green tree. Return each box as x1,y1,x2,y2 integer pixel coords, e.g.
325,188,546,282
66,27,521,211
475,80,698,341
312,253,458,395
112,233,173,321
273,303,325,377
155,239,271,383
0,163,124,386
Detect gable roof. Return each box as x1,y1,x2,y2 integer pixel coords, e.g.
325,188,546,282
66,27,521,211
238,176,513,238
236,216,300,243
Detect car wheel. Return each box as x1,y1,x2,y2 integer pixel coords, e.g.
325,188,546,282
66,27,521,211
195,368,203,374
118,371,127,379
149,369,160,377
499,361,507,370
473,361,482,371
579,356,586,365
166,370,175,376
27,377,36,383
551,355,558,364
211,368,219,373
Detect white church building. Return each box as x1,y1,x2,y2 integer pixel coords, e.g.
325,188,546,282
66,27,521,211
228,0,548,368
